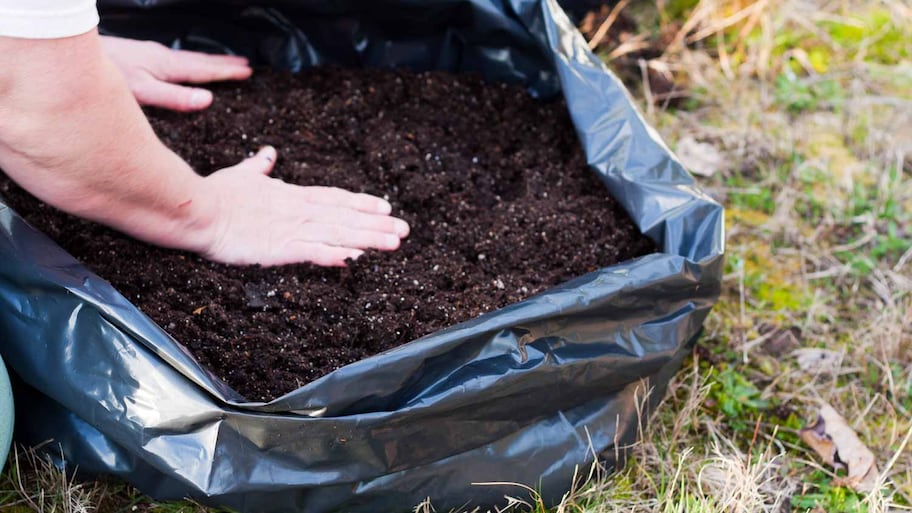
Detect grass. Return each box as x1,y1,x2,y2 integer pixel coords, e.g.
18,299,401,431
577,0,911,510
1,445,114,513
2,0,911,511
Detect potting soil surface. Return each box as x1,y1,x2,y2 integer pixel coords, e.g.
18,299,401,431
0,67,657,401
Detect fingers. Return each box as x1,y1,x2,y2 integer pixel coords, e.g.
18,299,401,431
279,186,410,250
101,37,251,109
163,49,253,84
262,202,409,266
279,243,364,267
349,211,410,237
300,223,402,251
132,78,215,111
297,206,410,238
298,186,393,215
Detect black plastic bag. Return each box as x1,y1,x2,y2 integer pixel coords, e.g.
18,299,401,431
0,1,724,511
557,0,616,20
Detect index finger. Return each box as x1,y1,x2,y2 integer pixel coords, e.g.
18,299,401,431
163,49,253,83
296,186,394,215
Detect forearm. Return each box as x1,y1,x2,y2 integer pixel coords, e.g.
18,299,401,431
0,31,209,252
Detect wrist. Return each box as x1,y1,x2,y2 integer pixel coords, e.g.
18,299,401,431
169,172,221,256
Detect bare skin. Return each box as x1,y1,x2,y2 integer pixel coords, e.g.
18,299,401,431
0,30,409,267
99,36,252,112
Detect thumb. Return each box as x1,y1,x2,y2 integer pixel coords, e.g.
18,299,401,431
233,146,278,175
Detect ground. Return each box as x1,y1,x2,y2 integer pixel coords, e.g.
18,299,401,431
1,0,910,511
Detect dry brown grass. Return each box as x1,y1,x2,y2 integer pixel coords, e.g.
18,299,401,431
0,444,107,513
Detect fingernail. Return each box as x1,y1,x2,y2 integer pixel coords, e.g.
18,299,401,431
394,220,410,237
384,235,400,249
259,146,276,162
377,200,392,215
190,89,212,108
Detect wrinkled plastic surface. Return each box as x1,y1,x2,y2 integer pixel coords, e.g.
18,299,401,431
0,355,11,470
0,1,724,511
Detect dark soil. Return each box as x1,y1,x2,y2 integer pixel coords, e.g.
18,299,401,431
0,67,656,401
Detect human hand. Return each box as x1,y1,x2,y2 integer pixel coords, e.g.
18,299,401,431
99,36,252,112
188,147,410,267
1,31,399,269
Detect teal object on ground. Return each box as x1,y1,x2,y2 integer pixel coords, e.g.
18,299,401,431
0,354,12,471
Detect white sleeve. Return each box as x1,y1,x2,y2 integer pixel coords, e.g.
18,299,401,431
0,0,99,39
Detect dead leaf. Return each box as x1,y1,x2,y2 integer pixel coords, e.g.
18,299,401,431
675,136,726,177
800,403,879,492
800,414,841,469
792,347,843,373
192,305,208,315
764,326,802,356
